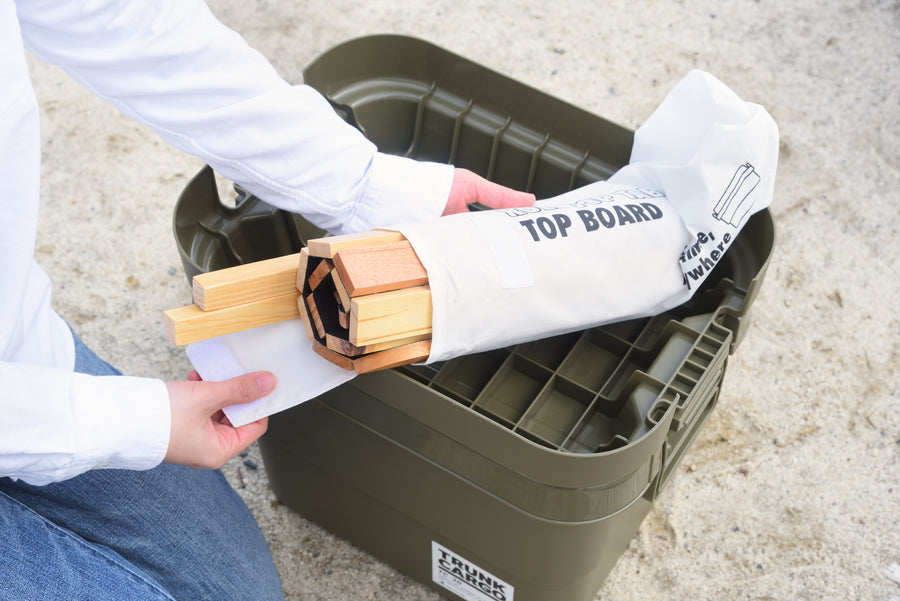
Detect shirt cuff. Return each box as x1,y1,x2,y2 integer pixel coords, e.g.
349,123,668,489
343,153,455,234
69,374,171,473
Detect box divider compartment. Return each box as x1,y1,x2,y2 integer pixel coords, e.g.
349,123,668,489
514,375,595,449
473,354,552,427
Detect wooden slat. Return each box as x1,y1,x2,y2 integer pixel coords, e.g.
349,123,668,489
311,340,355,371
314,337,431,373
192,253,300,311
163,292,300,346
333,240,427,297
331,269,351,312
305,294,326,339
324,332,431,358
296,295,314,340
350,285,432,346
353,339,433,374
307,259,333,291
295,248,310,292
306,229,405,259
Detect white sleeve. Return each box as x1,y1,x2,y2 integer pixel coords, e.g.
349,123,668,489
2,2,172,485
0,362,171,485
15,0,453,235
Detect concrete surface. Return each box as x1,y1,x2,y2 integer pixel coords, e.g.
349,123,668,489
28,1,898,599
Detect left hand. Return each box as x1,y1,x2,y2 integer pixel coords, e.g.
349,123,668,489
163,369,273,469
442,168,536,215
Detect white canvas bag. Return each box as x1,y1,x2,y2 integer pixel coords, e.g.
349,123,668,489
395,70,779,362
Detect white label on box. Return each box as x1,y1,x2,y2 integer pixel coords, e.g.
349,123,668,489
431,541,514,601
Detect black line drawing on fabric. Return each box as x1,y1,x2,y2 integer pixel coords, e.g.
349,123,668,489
713,163,760,227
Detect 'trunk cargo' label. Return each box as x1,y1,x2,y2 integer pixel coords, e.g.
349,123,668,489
432,541,514,601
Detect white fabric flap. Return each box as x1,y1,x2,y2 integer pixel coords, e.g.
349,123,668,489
186,319,356,427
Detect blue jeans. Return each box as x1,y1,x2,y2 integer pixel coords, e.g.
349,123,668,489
0,331,284,600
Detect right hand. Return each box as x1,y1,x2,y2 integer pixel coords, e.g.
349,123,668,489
442,168,536,215
164,370,275,469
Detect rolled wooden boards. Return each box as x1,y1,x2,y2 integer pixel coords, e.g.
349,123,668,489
163,229,434,374
297,230,433,373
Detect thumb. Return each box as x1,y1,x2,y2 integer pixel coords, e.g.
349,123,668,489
204,371,276,413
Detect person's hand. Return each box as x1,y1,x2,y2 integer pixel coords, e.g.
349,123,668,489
164,370,275,469
442,168,536,215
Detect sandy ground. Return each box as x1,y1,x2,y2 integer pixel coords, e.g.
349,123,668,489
27,1,898,599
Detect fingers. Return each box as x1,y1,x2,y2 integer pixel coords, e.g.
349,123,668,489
164,372,275,469
444,168,535,215
475,178,536,210
208,412,269,464
443,169,474,215
203,371,276,413
227,417,269,456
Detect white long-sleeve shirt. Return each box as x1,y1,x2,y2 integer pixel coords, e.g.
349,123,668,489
1,0,453,485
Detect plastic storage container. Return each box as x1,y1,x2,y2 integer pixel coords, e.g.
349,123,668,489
173,35,774,601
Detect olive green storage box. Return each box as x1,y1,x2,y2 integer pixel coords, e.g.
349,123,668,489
173,35,775,601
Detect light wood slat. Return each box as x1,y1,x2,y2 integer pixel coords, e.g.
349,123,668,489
352,339,432,374
324,332,431,358
306,229,405,258
192,253,301,311
305,294,326,339
314,337,432,373
331,269,351,311
311,340,355,371
307,258,333,291
163,292,300,346
295,248,310,292
349,285,432,346
296,295,314,340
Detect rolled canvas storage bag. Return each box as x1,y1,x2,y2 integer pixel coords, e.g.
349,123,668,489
394,70,779,362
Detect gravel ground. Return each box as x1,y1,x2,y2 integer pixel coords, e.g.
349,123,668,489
29,1,899,599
